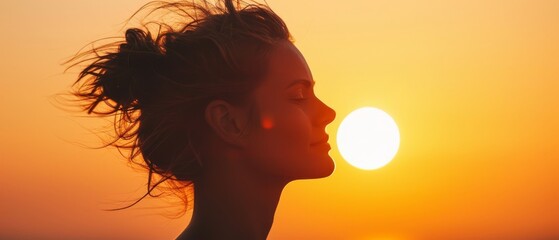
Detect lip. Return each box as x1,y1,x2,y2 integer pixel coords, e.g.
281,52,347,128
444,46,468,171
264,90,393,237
310,135,329,146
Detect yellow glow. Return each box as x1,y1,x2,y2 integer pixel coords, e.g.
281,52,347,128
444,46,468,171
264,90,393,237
2,0,558,239
336,107,400,170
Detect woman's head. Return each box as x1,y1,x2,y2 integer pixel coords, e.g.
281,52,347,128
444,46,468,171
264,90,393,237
69,0,335,205
211,41,337,182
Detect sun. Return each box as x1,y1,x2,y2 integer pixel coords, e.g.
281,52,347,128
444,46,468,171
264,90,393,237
336,107,400,170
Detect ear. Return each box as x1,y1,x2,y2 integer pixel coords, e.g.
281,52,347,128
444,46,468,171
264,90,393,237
204,99,249,147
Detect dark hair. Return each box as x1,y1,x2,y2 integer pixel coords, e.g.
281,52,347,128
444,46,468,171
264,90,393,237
66,0,291,210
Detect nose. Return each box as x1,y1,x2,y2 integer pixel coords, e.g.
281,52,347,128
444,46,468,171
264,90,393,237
315,98,336,126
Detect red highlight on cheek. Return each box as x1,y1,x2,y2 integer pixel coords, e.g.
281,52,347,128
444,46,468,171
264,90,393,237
261,116,274,130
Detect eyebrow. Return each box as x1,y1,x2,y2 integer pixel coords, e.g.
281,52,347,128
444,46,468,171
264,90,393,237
285,79,315,89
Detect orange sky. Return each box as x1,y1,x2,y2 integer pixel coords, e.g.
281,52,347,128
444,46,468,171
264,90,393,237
0,0,557,239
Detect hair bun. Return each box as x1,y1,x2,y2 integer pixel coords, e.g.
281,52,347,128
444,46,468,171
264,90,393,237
99,28,162,109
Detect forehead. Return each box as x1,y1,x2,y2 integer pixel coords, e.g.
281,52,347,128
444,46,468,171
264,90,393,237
261,41,313,88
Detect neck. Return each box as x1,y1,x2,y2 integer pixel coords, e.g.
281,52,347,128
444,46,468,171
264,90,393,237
178,161,287,240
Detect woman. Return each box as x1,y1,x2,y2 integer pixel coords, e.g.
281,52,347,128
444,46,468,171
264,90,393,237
69,0,336,239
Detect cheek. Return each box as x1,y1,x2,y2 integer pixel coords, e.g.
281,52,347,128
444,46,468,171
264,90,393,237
244,106,313,171
259,107,311,154
242,100,335,180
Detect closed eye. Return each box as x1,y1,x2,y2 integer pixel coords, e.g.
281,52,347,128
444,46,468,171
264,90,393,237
286,79,315,101
292,88,307,100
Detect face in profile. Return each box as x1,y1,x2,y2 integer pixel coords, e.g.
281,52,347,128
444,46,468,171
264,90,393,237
241,41,336,182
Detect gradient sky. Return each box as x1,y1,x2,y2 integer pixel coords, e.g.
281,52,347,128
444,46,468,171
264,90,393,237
0,0,557,239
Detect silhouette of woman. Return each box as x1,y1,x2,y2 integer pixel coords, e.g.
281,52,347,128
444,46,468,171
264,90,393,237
69,0,336,239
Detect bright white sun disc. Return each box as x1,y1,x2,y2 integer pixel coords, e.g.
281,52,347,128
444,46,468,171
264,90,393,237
336,107,400,170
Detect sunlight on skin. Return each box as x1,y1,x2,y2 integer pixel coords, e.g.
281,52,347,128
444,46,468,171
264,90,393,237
261,115,275,130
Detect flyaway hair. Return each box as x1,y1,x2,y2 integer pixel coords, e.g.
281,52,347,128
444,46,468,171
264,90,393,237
65,0,291,213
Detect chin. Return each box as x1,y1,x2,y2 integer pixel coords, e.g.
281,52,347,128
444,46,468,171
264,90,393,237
316,157,336,178
296,156,336,180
